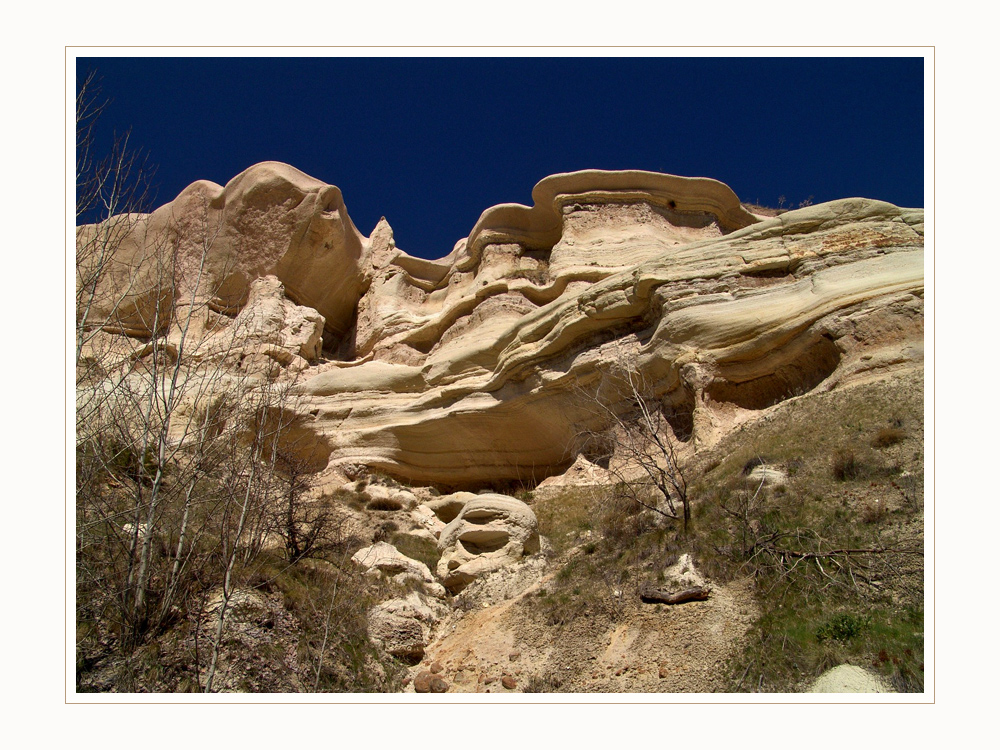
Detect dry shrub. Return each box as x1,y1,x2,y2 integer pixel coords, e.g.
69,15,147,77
872,427,906,449
366,497,403,512
832,449,862,481
522,673,564,692
860,499,889,524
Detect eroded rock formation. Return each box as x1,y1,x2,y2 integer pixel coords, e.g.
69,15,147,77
435,494,540,593
78,162,924,487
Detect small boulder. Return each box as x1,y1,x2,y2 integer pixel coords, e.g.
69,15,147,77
748,465,788,487
411,504,446,539
367,591,448,664
436,494,540,593
663,553,706,589
369,610,426,662
392,489,419,510
414,670,449,693
808,665,893,693
351,541,435,585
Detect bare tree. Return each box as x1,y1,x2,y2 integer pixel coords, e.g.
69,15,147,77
574,347,691,534
74,145,286,672
75,71,157,370
74,72,379,693
271,442,335,564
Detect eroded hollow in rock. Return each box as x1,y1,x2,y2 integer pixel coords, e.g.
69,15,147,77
706,335,841,410
462,510,502,525
663,386,697,442
430,497,467,524
458,529,511,555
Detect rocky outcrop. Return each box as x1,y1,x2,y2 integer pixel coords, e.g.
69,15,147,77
436,494,540,593
351,541,438,590
78,161,366,345
199,275,325,372
534,454,611,498
80,163,924,488
367,591,448,664
294,172,923,486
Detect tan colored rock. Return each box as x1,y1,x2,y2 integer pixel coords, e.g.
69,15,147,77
436,494,540,592
291,174,922,485
82,164,923,488
199,275,325,371
662,554,706,590
351,542,435,586
808,665,893,693
78,161,366,347
402,527,438,543
534,454,610,499
391,490,419,511
410,504,447,539
747,465,788,487
367,591,448,664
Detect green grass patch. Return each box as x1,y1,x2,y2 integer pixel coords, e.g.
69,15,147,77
390,532,441,571
690,376,924,692
533,488,595,554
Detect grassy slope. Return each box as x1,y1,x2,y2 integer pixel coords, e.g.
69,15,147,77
531,369,924,692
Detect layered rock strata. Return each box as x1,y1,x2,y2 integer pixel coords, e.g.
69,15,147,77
79,162,924,486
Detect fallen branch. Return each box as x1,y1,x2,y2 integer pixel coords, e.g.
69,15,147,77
775,545,923,561
639,584,711,605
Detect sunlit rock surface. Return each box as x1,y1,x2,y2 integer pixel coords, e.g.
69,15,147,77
80,163,923,486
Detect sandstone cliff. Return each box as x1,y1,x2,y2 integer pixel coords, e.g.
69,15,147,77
78,162,923,487
76,161,925,695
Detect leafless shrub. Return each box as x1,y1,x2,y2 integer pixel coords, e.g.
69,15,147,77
573,346,691,533
860,500,889,525
832,449,862,481
367,497,403,512
872,427,906,449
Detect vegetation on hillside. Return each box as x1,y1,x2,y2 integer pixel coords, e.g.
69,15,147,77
75,73,922,694
75,74,404,693
531,375,924,692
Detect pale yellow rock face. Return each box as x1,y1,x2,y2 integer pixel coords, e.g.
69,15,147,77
80,164,924,487
435,494,541,592
78,161,365,344
298,175,923,485
199,275,326,371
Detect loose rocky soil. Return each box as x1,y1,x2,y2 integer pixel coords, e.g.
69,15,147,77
404,553,757,693
399,367,923,694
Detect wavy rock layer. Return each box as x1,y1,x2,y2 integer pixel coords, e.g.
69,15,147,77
297,174,923,485
80,163,924,486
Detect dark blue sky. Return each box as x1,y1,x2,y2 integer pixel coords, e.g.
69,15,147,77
77,56,924,260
